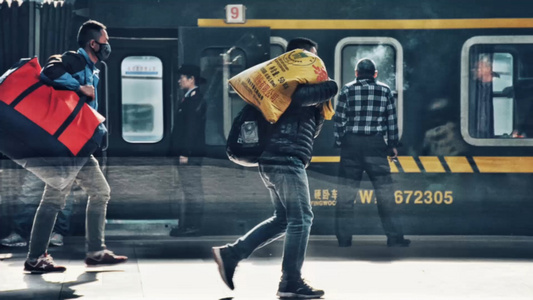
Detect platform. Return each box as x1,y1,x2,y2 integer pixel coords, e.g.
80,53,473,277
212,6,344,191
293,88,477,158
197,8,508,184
1,235,533,299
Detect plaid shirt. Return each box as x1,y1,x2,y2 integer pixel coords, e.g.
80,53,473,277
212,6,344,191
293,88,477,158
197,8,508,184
334,78,399,147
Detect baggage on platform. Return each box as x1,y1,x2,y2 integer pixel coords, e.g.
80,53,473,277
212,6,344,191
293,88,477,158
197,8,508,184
0,57,106,189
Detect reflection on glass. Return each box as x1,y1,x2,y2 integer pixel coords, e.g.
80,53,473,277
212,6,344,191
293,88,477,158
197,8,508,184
122,104,154,132
270,44,284,59
342,44,396,89
200,47,246,146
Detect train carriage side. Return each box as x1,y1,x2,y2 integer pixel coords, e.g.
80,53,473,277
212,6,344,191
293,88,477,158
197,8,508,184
185,19,533,236
262,23,533,236
3,1,533,238
45,0,531,237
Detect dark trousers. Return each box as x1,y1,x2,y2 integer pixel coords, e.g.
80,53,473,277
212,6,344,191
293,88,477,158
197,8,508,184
177,157,204,229
335,134,404,244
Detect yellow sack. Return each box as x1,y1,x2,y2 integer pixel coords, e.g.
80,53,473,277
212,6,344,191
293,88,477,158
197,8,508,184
228,49,334,123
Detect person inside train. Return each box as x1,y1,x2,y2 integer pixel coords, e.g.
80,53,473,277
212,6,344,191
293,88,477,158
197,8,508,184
212,37,338,299
23,20,127,274
169,64,207,237
334,58,410,248
469,54,495,138
511,79,533,138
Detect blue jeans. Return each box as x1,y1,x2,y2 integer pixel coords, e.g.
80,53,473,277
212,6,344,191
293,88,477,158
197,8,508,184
228,156,313,281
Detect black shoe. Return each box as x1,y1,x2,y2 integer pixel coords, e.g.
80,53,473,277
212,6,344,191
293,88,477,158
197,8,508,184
336,235,352,247
169,227,200,237
212,246,239,290
85,249,128,266
277,278,325,299
387,237,411,247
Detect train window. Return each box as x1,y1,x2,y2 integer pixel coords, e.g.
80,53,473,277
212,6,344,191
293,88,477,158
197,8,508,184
120,56,164,143
335,37,404,137
200,47,246,145
270,36,287,59
461,36,533,146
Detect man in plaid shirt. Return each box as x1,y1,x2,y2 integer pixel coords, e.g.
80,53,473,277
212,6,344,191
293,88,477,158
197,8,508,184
334,58,410,247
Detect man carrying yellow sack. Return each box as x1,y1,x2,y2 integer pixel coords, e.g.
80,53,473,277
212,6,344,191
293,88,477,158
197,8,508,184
228,39,334,123
213,38,338,299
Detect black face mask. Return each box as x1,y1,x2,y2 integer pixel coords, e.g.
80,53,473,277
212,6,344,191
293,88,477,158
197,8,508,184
93,41,111,61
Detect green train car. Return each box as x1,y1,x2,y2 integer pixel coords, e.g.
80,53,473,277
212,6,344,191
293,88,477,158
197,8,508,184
1,0,533,237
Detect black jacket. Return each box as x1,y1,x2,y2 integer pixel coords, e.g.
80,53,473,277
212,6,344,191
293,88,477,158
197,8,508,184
261,80,338,167
174,87,206,157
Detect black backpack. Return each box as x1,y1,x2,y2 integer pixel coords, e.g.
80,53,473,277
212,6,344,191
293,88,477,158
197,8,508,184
226,104,273,167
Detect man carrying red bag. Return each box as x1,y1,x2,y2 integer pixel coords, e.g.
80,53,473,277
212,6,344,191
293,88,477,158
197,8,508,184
23,20,127,274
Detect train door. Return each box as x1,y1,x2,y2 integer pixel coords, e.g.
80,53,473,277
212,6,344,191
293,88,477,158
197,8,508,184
97,36,179,221
97,28,271,222
177,27,270,158
104,37,178,157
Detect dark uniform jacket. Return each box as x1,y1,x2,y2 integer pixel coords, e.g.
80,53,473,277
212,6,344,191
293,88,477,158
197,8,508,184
175,87,206,157
262,80,338,167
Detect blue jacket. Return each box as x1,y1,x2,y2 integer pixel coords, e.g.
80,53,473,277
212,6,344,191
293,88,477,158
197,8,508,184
40,48,100,110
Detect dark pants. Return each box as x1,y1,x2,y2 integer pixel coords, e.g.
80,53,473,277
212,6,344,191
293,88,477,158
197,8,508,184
177,157,204,230
227,156,313,281
335,134,404,244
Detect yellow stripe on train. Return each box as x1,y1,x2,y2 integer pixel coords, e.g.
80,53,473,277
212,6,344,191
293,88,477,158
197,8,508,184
474,157,533,173
310,156,533,173
198,18,533,30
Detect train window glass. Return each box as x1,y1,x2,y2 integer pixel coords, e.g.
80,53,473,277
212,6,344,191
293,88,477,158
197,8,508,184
270,36,287,59
462,36,533,146
335,37,404,138
121,56,164,143
200,47,246,146
340,44,396,88
468,52,514,138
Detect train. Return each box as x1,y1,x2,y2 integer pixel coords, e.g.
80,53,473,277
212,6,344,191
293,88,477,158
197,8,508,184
1,0,533,237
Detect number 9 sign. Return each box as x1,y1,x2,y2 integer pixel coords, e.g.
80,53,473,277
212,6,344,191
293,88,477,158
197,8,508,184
225,4,246,24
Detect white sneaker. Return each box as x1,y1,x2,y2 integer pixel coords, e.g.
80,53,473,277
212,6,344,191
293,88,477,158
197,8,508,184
0,232,27,247
49,232,64,247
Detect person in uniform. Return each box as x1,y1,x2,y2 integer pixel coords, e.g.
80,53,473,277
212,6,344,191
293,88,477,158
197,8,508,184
170,64,207,237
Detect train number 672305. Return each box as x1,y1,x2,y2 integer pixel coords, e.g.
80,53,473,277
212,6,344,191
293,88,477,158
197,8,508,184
394,190,453,205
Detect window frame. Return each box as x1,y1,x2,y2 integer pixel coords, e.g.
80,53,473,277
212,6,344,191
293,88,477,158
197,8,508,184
334,37,404,139
270,36,287,57
461,36,533,146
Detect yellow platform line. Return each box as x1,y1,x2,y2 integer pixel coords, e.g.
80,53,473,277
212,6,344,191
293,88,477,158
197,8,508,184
198,18,533,30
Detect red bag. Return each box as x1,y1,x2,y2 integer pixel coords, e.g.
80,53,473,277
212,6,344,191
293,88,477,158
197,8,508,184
0,57,107,189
